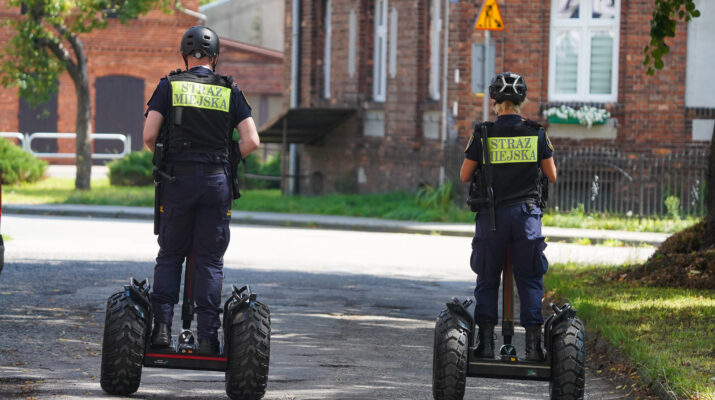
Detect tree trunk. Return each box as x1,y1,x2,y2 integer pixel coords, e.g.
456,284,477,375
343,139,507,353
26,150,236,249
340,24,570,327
74,74,92,190
71,43,92,190
705,123,715,249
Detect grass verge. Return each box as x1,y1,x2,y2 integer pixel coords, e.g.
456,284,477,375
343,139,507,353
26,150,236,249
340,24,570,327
545,263,714,400
1,177,700,232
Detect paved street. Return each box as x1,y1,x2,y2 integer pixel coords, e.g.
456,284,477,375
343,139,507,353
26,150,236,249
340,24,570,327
0,215,630,399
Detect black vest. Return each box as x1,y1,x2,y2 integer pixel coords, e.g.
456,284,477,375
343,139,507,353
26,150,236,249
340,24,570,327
164,71,233,158
482,120,541,206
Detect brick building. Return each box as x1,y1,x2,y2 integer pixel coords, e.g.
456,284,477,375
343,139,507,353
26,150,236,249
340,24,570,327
266,0,714,196
0,1,283,161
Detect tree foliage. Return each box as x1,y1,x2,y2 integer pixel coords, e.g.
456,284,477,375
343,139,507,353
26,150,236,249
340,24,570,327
1,0,173,106
644,0,701,75
1,0,173,189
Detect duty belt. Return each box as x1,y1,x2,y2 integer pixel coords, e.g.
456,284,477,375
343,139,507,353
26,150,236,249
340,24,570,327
171,163,225,176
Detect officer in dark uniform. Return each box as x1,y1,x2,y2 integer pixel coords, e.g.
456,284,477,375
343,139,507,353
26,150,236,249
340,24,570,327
461,72,557,361
142,26,260,354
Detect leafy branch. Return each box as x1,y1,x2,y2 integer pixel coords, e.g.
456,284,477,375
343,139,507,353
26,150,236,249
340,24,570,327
644,0,700,75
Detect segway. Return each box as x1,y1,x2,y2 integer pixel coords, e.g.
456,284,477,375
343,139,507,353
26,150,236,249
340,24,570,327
100,254,270,399
432,251,585,399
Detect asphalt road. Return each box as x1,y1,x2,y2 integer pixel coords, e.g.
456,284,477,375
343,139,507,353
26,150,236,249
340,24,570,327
0,215,630,399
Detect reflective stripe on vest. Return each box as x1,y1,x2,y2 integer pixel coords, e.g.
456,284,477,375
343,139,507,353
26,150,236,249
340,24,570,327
171,81,231,112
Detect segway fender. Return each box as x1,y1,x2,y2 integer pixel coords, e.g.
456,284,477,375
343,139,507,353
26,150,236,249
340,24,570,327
223,285,257,327
125,278,152,312
544,303,577,352
445,297,474,333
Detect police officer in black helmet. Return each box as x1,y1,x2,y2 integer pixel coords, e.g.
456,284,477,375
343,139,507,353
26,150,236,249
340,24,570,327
461,72,557,361
142,26,260,354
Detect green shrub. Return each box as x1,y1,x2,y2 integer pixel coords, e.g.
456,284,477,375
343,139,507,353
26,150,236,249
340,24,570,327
108,150,154,186
239,152,281,189
664,195,681,219
0,138,47,185
416,182,454,211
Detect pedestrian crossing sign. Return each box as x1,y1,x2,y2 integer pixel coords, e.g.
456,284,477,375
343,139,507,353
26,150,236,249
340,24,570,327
475,0,504,31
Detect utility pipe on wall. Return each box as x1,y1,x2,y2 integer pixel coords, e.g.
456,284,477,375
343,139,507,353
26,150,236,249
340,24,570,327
288,0,301,195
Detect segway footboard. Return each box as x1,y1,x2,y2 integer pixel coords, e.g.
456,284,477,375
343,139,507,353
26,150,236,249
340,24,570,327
143,348,227,371
467,358,551,381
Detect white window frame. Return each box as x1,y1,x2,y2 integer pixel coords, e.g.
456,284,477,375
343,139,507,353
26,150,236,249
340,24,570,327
323,0,332,99
373,0,388,102
548,0,620,102
348,9,357,78
389,7,398,79
429,0,442,100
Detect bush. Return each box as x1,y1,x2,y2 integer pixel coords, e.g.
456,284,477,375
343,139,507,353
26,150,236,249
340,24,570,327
416,182,454,211
664,195,681,219
239,152,281,189
108,150,154,186
0,138,47,185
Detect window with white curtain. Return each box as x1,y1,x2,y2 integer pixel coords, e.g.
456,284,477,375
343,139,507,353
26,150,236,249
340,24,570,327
548,0,620,102
429,0,442,100
373,0,388,102
323,0,332,99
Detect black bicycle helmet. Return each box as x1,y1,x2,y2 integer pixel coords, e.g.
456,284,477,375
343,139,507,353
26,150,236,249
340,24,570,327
180,26,220,59
489,72,527,104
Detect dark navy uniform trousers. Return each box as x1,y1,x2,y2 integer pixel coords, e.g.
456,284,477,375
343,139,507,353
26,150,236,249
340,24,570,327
151,164,232,340
471,202,548,327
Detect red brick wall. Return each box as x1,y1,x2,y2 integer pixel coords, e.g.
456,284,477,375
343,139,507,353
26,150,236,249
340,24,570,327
0,2,284,162
285,0,442,194
285,0,706,194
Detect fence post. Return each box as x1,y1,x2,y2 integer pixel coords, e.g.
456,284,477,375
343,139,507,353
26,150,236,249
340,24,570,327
638,155,644,217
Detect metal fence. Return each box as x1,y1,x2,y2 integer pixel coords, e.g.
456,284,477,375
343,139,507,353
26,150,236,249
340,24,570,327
444,143,709,217
1,132,131,160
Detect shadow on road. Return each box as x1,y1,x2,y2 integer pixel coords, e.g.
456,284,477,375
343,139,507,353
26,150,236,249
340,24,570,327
0,259,617,399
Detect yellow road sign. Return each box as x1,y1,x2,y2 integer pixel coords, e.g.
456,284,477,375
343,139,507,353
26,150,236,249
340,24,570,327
475,0,504,31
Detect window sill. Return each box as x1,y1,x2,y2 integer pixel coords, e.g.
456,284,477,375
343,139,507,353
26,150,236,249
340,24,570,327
547,116,607,126
547,118,617,140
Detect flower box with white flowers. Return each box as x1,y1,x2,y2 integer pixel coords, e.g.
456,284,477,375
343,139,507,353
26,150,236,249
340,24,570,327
543,105,611,128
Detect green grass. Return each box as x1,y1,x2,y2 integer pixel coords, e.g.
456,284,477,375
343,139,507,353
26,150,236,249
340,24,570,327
542,212,698,233
545,263,714,400
0,177,701,232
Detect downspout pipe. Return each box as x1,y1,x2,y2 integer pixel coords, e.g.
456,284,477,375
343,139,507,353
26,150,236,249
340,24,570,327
289,0,301,195
182,8,207,24
291,0,301,108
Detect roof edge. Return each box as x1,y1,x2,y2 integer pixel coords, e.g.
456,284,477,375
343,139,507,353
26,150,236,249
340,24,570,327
220,37,284,60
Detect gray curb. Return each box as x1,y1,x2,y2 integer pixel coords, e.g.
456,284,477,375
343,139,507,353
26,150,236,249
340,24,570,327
2,204,669,245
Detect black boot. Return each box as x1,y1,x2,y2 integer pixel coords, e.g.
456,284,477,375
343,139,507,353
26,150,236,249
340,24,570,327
525,325,546,362
474,323,495,359
151,323,171,347
197,337,221,355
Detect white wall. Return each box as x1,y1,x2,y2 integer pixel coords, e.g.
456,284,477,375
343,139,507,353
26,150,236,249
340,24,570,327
686,0,715,108
200,0,284,51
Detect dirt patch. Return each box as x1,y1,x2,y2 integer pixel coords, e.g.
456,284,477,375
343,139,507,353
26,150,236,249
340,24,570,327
614,221,715,290
587,336,669,400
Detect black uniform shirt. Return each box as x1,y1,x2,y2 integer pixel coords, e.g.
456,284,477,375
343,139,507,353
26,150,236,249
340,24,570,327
145,66,252,127
465,114,554,162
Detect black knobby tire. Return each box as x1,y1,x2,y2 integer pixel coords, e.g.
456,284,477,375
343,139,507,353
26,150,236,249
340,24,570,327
225,301,271,400
100,291,148,395
550,317,586,400
432,309,469,400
